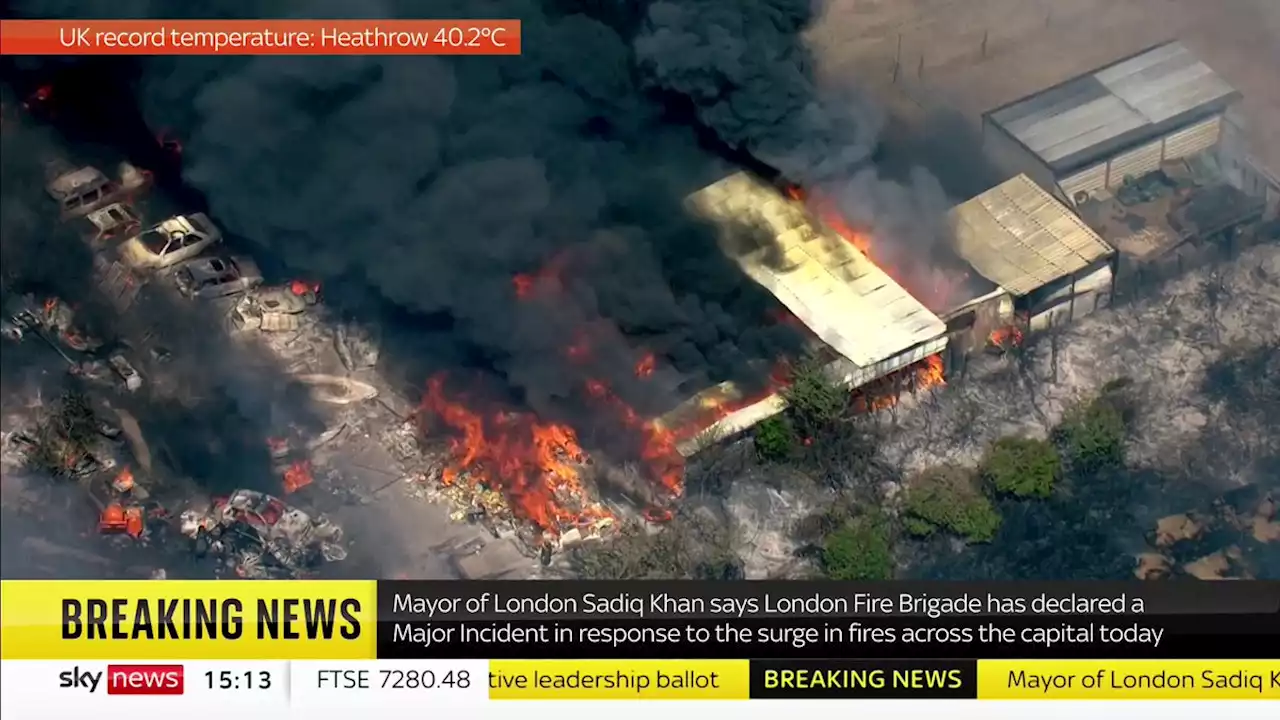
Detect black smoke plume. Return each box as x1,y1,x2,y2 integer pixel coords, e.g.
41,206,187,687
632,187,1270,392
5,0,980,430
635,0,992,308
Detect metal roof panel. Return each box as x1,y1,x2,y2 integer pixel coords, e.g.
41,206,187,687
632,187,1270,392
949,175,1117,296
986,41,1239,174
686,172,946,368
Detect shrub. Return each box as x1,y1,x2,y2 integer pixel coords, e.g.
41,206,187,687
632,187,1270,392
754,416,798,462
982,436,1060,498
903,465,1002,543
821,512,894,580
1055,396,1127,471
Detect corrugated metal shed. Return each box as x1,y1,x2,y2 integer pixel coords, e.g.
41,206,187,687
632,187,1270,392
987,41,1239,175
950,174,1116,297
685,172,945,369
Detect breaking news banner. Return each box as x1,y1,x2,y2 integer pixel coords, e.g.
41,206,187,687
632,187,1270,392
0,20,522,56
0,580,1277,719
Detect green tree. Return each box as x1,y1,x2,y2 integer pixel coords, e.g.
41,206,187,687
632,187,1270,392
754,415,798,462
781,355,848,437
821,512,894,580
1055,396,1127,471
902,465,1002,543
982,436,1060,498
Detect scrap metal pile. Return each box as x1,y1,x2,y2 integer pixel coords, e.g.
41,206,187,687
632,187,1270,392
2,155,357,578
179,489,347,579
3,392,350,578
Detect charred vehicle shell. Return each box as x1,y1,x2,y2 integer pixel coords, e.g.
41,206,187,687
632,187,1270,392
229,285,319,332
179,489,347,577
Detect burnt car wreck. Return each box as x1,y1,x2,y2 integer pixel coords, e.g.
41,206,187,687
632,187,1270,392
179,489,347,578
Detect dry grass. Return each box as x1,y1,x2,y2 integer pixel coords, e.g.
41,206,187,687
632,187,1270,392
809,0,1280,169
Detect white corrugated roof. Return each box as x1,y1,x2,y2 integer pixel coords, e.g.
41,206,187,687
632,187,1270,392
685,172,945,368
987,41,1239,174
950,174,1116,296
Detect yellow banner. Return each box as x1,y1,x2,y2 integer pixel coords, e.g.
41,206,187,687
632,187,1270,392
489,660,750,700
978,660,1279,700
0,580,377,660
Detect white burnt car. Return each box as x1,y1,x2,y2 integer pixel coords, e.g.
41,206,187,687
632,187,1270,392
229,283,319,332
119,213,222,270
173,254,263,300
45,162,148,220
179,489,346,577
81,203,141,247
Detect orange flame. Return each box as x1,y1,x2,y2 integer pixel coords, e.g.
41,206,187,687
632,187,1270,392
112,467,135,493
282,460,313,494
290,280,320,297
581,377,684,497
851,355,946,413
634,353,656,379
512,253,571,300
420,374,612,534
670,362,793,443
505,254,686,500
98,502,143,538
989,326,1025,349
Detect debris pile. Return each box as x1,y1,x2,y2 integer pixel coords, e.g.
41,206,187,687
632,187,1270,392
1136,487,1277,580
179,489,347,579
230,285,319,333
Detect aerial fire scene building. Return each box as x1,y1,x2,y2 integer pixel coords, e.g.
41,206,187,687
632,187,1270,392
982,40,1240,207
945,174,1118,343
662,171,949,454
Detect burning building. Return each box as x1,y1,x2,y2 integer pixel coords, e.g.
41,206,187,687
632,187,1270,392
944,174,1118,348
666,171,949,454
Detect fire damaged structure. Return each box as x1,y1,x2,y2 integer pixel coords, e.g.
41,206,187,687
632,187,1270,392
669,171,949,454
982,41,1240,208
945,174,1118,349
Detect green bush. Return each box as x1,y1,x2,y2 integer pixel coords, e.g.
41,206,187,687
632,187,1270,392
781,356,848,436
754,416,798,462
903,465,1002,543
821,513,894,580
1055,396,1127,471
982,436,1060,498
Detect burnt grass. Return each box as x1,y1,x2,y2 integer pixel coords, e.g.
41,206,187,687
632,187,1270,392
911,341,1280,580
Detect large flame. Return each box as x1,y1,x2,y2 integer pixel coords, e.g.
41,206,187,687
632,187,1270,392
420,251,688,532
424,184,959,531
582,377,684,496
988,326,1025,350
420,374,613,535
851,354,946,413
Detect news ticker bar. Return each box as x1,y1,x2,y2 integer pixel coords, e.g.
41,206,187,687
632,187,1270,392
0,20,521,55
2,659,1277,704
2,580,1277,660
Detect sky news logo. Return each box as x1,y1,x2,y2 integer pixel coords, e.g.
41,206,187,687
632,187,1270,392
59,665,185,695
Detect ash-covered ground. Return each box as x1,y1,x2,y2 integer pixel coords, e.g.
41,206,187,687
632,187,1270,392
719,242,1280,580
